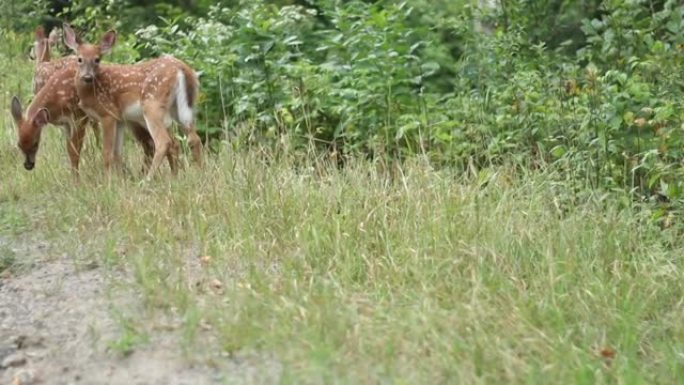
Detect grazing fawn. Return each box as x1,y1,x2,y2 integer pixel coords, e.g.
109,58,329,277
63,24,203,180
10,27,154,175
12,65,92,173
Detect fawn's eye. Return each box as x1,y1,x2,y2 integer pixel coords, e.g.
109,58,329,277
77,57,82,63
95,58,100,64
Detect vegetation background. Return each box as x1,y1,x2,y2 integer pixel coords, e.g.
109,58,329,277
4,0,684,199
0,0,683,384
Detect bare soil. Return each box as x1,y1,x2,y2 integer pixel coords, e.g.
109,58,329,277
0,236,281,385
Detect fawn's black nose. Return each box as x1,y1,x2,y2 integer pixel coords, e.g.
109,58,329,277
82,75,94,83
24,160,35,170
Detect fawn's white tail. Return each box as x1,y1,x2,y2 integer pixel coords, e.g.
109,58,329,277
174,69,194,127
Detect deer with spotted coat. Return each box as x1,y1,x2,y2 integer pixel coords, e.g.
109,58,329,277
11,26,154,175
62,24,203,180
32,26,75,94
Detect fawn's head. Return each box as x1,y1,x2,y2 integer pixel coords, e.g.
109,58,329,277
10,97,49,170
63,24,116,84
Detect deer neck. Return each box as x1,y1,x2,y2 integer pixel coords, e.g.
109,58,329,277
34,57,77,94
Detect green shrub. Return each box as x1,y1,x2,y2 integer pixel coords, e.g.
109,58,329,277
5,0,684,203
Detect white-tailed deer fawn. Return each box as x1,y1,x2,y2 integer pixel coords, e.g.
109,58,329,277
13,26,154,175
63,24,203,180
32,26,75,94
13,65,93,172
12,66,154,175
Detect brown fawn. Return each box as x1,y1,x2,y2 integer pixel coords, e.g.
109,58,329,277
63,24,202,180
13,65,94,173
32,26,75,94
11,27,154,174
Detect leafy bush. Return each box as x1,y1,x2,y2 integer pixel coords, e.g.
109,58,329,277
135,1,440,158
5,0,684,204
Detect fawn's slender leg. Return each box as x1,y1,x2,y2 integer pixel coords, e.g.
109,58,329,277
66,119,87,177
180,121,203,167
100,116,118,177
129,122,154,173
142,101,174,180
114,122,126,168
165,137,180,176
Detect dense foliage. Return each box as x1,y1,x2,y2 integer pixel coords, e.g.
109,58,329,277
4,0,684,204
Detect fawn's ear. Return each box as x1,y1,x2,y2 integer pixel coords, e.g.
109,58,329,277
48,28,61,48
35,41,48,62
63,23,79,52
32,26,48,61
100,30,117,54
10,96,23,124
35,26,46,40
34,34,49,62
31,108,50,128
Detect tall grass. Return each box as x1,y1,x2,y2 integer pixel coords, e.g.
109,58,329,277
1,34,682,383
1,120,682,383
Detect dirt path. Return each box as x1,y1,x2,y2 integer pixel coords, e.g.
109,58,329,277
0,237,281,385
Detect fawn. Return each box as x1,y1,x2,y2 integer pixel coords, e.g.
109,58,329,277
63,24,202,180
10,27,154,175
32,26,75,94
